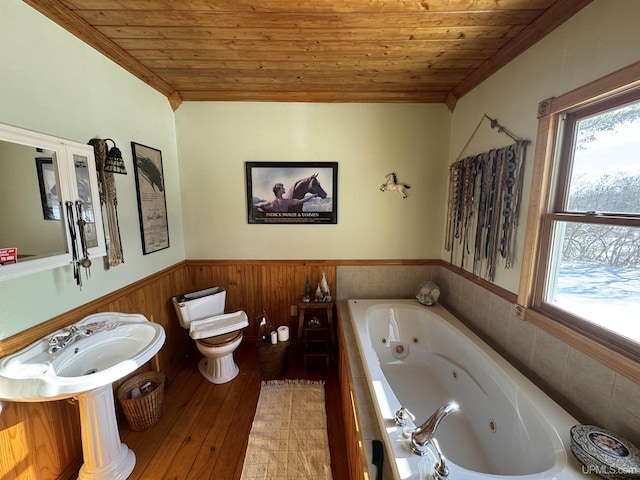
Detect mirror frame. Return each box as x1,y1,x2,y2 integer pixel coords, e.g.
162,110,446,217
0,122,105,281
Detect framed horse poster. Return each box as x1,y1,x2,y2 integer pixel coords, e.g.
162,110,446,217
245,162,338,224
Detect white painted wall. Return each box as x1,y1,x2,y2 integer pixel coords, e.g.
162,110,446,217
441,0,640,443
0,1,185,339
1,0,639,341
174,102,450,260
446,0,640,292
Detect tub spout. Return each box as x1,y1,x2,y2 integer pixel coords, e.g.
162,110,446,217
410,401,460,456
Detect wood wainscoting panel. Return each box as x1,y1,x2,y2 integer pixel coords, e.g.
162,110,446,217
0,398,81,480
0,263,190,365
0,259,429,479
0,262,190,480
185,260,337,341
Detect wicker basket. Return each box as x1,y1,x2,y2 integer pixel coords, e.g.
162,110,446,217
257,340,289,377
117,371,165,431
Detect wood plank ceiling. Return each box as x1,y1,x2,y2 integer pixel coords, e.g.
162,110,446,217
23,0,592,111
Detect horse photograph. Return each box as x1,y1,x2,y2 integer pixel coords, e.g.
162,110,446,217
245,162,338,224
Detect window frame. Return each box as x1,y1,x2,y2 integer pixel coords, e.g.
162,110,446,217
519,61,640,376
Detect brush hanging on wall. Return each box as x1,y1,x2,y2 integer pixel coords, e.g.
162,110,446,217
444,115,528,282
89,138,125,268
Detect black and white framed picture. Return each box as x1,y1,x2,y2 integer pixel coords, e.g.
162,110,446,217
35,157,60,221
246,162,338,224
131,142,169,254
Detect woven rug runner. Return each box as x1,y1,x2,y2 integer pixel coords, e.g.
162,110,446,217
240,379,333,480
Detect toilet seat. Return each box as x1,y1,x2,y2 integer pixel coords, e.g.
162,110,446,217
198,330,243,347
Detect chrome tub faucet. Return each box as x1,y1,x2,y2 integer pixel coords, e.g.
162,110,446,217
394,406,415,427
431,438,450,479
410,401,460,456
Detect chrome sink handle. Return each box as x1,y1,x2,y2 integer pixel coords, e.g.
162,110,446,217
48,325,94,354
84,320,120,332
48,330,68,353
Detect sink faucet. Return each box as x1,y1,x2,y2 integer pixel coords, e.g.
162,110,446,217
48,325,93,353
410,401,460,456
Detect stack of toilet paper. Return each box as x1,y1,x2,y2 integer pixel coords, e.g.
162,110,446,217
270,326,290,344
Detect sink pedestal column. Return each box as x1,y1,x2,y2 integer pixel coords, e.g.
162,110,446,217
76,384,136,480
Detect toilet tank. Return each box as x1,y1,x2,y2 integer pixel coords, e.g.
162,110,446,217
171,287,227,328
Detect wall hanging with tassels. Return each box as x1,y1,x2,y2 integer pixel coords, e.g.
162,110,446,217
88,138,125,268
444,115,528,282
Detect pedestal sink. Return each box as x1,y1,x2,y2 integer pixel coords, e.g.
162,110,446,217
0,312,166,480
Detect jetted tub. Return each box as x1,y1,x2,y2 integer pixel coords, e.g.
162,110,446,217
347,299,587,479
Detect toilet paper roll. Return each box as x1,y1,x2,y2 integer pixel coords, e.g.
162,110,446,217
270,330,278,345
277,325,290,342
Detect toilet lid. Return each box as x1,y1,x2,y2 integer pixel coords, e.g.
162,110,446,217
189,310,249,340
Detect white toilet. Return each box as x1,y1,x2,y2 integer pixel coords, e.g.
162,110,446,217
171,287,249,384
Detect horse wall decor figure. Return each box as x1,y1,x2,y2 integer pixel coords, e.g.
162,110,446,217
380,172,410,198
285,172,328,212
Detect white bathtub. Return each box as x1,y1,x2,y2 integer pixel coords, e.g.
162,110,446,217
347,299,587,480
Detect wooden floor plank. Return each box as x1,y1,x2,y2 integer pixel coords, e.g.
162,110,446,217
131,346,257,480
120,361,199,448
122,367,203,478
102,341,349,480
183,353,260,480
130,380,227,479
160,381,234,480
210,363,263,480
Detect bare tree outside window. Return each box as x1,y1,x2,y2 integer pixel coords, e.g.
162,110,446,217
545,102,640,343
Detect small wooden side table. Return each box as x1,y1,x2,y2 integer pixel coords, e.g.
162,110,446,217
296,300,335,347
302,327,330,369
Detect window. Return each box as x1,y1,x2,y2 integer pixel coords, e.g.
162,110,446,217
526,67,640,362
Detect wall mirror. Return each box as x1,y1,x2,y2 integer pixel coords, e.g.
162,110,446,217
0,122,105,281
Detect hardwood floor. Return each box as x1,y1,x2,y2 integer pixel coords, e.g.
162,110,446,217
114,341,349,480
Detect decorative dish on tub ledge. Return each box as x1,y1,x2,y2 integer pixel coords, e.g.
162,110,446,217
570,424,640,480
415,281,440,306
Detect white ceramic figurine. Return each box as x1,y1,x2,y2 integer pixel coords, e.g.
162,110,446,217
380,172,411,198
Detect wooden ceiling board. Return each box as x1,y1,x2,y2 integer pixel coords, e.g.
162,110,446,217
22,0,593,110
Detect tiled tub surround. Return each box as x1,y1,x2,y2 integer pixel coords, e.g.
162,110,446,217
436,268,640,448
336,265,441,301
335,264,640,477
